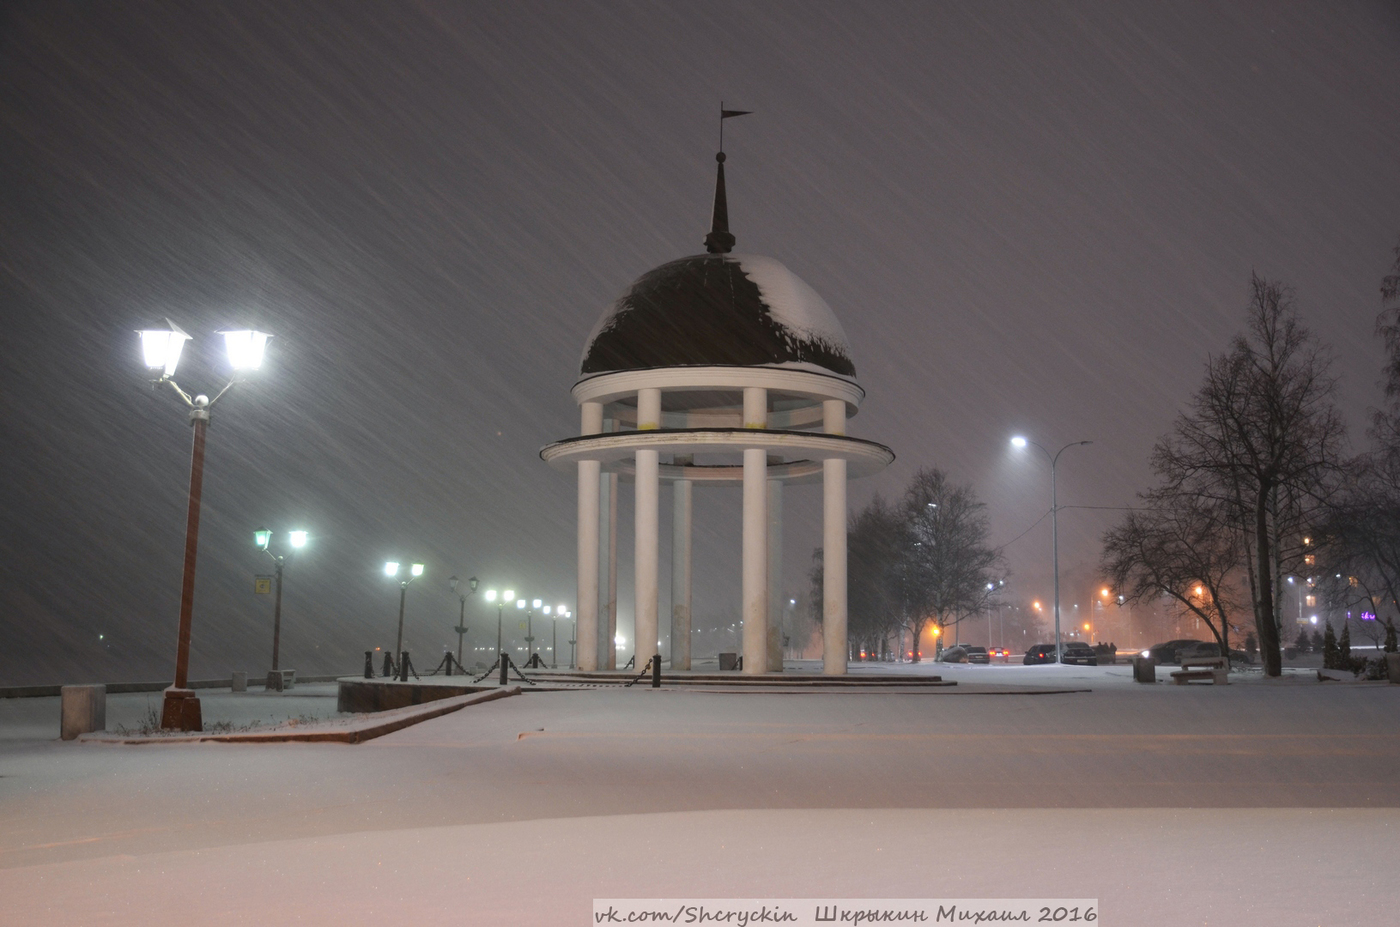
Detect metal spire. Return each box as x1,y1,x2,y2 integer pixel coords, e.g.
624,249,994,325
705,104,750,255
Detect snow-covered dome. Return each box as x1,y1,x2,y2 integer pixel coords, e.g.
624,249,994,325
580,252,856,379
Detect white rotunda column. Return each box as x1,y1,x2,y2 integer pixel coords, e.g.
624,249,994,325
822,399,848,675
671,474,693,671
635,388,662,669
766,471,784,672
742,387,768,674
576,401,603,671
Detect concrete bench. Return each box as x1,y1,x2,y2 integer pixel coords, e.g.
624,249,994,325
265,669,296,692
1171,655,1228,685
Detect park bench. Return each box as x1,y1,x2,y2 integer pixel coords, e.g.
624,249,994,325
1171,655,1228,685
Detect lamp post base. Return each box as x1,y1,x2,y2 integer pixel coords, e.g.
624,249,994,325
160,687,202,732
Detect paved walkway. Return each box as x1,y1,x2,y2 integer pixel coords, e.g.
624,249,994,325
1,668,1397,925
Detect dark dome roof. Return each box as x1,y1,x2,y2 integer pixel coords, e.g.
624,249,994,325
580,253,856,378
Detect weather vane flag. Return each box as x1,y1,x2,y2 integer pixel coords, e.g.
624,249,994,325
719,101,752,152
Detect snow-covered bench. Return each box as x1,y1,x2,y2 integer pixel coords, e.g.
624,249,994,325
1171,655,1228,685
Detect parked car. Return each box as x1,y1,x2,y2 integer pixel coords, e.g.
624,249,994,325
1177,641,1252,665
1060,642,1098,665
963,646,990,664
937,646,969,663
1023,642,1099,665
1142,639,1206,665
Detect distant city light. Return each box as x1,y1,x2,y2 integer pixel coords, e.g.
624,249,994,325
1362,611,1377,621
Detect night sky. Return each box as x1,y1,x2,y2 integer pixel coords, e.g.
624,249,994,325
2,2,1397,685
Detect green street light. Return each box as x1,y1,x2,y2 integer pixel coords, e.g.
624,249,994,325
253,527,272,550
255,528,310,679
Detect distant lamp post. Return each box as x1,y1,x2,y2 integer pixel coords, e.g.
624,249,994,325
448,575,479,669
254,526,309,675
525,598,543,662
385,560,426,659
484,589,515,655
138,319,271,731
1011,435,1092,664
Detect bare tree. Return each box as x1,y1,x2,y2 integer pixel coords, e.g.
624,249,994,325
1149,275,1346,675
899,468,1005,661
1101,490,1247,660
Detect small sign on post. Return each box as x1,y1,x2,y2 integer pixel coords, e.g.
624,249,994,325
254,575,273,594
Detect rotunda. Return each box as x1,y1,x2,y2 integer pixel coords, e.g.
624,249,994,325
541,150,893,674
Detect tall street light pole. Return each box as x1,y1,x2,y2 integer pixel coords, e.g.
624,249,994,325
484,589,515,657
1011,436,1092,664
385,561,425,659
138,321,271,731
254,528,308,673
448,575,479,670
526,598,541,662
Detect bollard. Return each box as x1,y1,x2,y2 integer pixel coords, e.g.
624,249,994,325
61,685,106,740
364,651,374,679
1133,656,1156,684
399,652,409,682
231,671,247,693
499,652,509,686
1387,652,1400,684
266,670,284,692
382,652,394,678
652,653,661,688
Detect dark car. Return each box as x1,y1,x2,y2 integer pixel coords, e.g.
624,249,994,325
1060,642,1098,666
1143,639,1207,665
1177,641,1252,665
937,646,969,663
1023,642,1098,666
964,646,990,664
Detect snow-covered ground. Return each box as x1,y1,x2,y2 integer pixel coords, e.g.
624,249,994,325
2,670,1397,925
0,683,347,742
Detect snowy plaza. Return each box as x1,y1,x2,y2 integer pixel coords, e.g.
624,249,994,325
3,665,1399,925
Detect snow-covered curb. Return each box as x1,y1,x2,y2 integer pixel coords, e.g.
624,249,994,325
77,686,521,745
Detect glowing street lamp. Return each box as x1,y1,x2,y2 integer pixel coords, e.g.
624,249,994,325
137,319,272,731
485,589,515,655
385,560,425,661
1011,435,1092,665
448,575,479,671
253,527,310,677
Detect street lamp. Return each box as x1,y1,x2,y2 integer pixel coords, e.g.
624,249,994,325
254,526,309,678
448,575,479,671
1011,435,1092,664
485,589,515,655
385,560,426,661
138,319,271,731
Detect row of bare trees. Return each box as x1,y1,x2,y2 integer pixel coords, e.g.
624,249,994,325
1103,243,1400,676
811,468,1006,661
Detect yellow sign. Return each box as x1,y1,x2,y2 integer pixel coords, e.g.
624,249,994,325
254,576,273,595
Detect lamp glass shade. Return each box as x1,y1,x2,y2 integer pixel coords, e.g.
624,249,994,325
503,590,515,602
1010,436,1028,449
542,606,551,615
516,600,525,609
139,322,191,377
221,330,271,371
469,576,479,592
449,575,460,591
384,562,400,577
532,598,542,609
410,563,425,577
288,530,308,548
253,527,272,549
485,589,497,602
